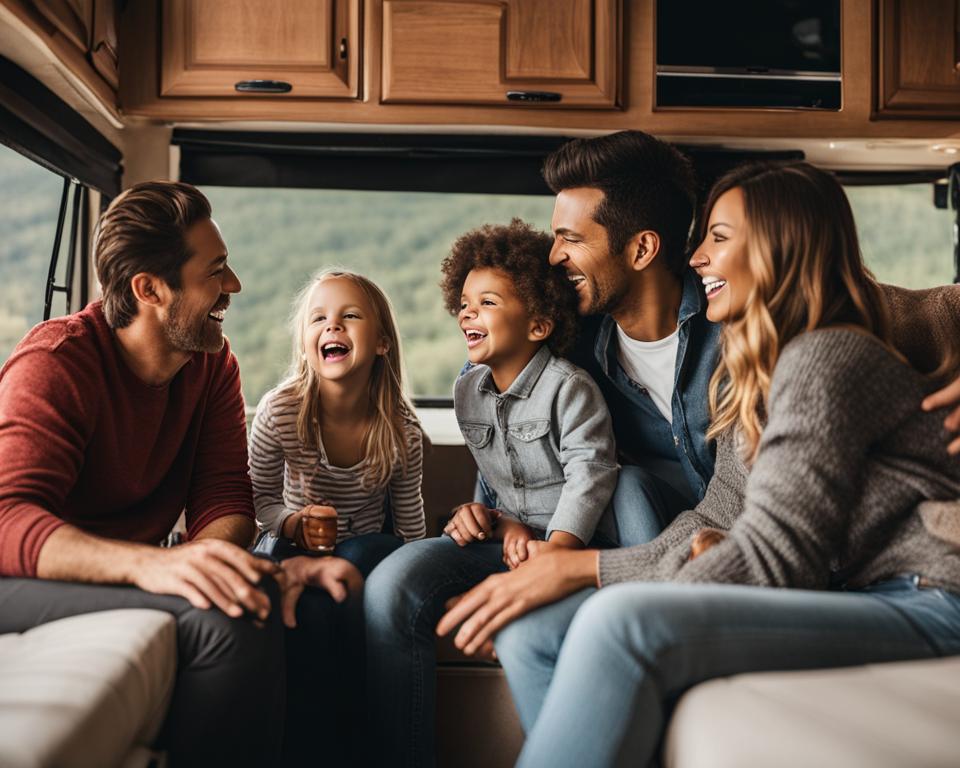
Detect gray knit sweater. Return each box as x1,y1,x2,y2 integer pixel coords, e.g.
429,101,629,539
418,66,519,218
599,328,960,593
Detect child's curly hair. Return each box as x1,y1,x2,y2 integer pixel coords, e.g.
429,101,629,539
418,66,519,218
439,218,579,356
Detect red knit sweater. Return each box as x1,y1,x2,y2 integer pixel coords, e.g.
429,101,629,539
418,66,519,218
0,302,254,577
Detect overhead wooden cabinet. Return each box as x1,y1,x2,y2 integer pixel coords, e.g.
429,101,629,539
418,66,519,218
160,0,360,99
380,0,620,107
877,0,960,117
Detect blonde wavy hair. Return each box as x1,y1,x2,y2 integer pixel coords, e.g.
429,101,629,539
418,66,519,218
705,162,892,461
282,268,419,489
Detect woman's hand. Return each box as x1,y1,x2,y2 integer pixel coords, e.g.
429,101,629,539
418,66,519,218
444,503,501,546
278,555,363,628
499,518,537,569
436,548,599,655
923,374,960,455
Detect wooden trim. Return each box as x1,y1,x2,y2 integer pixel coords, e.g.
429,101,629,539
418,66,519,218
0,0,118,119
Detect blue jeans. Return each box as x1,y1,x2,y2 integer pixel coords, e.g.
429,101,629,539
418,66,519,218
276,532,403,768
607,465,692,547
510,577,960,768
496,465,685,730
365,535,507,768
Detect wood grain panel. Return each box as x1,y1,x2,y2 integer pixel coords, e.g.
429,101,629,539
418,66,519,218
504,0,592,81
188,0,331,68
381,0,617,106
382,1,504,102
160,0,359,98
877,0,960,117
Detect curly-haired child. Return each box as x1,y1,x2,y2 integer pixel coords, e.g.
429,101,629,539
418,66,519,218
364,219,619,767
441,218,619,565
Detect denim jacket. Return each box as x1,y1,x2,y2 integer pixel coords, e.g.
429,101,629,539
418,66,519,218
570,269,720,503
455,345,619,544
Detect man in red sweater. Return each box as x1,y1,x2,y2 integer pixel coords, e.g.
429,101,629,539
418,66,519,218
0,182,283,766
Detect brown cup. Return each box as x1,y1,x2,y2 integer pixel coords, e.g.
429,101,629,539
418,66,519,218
301,504,337,553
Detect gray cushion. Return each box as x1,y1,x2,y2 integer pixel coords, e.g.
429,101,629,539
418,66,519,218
0,609,176,768
664,656,960,768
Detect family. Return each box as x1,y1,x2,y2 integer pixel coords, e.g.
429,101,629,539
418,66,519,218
1,130,960,768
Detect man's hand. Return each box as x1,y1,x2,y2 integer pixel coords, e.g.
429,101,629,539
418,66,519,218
444,503,500,546
436,548,599,656
133,539,280,619
278,556,363,629
923,375,960,455
499,518,537,569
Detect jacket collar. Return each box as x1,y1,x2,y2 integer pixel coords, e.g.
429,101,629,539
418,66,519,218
477,345,553,399
593,269,705,376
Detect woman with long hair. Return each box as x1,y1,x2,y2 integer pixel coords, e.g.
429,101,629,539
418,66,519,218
439,162,960,767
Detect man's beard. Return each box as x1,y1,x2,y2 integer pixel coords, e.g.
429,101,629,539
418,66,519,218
583,270,629,317
162,292,225,354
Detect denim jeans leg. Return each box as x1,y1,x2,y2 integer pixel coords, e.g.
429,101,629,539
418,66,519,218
365,535,507,768
517,579,960,768
494,587,595,732
600,465,694,547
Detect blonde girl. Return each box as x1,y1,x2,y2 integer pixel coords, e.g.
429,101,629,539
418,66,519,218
250,268,425,556
248,268,424,768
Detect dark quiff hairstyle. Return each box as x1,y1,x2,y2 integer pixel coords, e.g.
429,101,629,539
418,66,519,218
543,130,697,275
440,218,579,356
94,181,213,329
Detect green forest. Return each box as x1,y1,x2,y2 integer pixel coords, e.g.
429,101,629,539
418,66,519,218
1,144,955,406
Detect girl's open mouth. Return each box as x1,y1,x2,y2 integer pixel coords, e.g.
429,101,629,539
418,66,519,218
321,342,350,361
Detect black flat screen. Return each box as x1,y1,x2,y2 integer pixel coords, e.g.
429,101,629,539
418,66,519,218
657,0,841,74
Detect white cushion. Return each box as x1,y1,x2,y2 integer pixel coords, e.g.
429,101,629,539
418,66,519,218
0,609,176,768
664,656,960,768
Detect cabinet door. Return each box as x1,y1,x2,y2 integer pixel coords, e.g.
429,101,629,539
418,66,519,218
30,0,93,51
381,0,619,107
90,0,118,90
878,0,960,117
161,0,359,98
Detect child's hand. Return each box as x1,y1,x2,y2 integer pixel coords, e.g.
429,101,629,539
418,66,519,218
445,503,501,546
298,504,337,551
278,555,363,628
522,531,584,564
500,519,537,569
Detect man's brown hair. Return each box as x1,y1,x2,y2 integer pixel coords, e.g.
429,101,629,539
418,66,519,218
94,181,212,328
543,131,697,275
440,218,579,356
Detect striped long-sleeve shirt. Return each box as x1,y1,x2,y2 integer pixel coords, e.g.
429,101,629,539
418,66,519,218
248,384,426,543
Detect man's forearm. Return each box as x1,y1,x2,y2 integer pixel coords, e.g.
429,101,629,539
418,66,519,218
35,524,152,583
193,513,257,547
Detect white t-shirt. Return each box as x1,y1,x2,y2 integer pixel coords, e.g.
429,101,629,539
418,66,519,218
615,323,680,423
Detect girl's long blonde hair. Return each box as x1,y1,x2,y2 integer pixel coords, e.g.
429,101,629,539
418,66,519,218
705,162,892,461
282,268,419,489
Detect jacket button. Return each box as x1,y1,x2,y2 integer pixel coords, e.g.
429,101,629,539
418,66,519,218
673,435,680,447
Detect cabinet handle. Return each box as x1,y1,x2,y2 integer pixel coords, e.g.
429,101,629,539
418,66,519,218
340,38,348,60
506,90,562,103
235,80,293,94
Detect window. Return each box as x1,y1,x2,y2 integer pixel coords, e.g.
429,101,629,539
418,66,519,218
845,183,954,288
0,144,70,363
200,186,555,409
